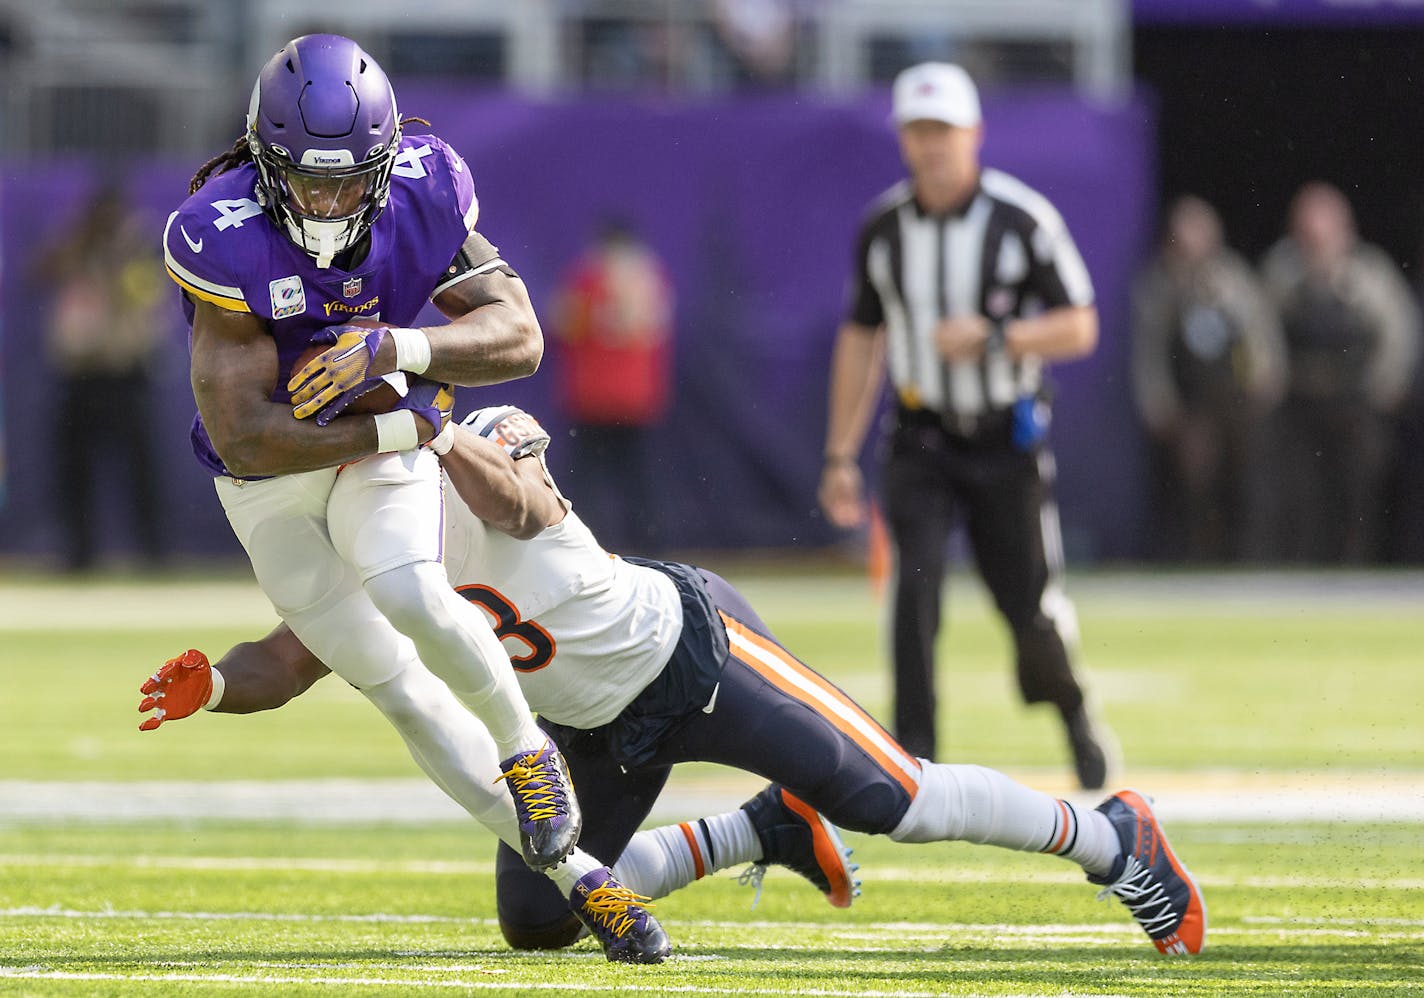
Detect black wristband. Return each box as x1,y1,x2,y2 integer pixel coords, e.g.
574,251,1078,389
823,454,856,468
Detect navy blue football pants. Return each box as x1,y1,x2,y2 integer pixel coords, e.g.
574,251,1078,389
494,567,922,942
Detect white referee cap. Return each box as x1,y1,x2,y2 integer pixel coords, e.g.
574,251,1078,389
892,62,981,128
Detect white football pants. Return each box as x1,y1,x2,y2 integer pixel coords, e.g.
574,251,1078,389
214,449,543,757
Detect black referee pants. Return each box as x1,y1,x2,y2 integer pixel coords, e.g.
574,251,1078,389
881,415,1085,760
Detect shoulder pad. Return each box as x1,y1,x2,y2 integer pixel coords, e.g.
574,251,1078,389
461,406,550,459
394,133,479,235
162,202,256,314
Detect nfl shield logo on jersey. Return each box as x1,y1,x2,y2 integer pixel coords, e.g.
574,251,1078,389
342,276,362,298
269,275,306,319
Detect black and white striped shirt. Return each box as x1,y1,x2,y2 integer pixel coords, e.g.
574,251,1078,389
846,169,1094,425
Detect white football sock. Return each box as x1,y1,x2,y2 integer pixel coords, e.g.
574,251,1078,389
362,668,610,894
612,810,762,899
364,561,546,759
359,666,521,850
1071,810,1121,877
542,848,605,894
890,762,1120,875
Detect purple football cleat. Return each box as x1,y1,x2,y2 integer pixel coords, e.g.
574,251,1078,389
569,866,671,964
495,737,582,871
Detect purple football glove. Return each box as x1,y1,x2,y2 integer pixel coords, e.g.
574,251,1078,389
400,377,456,442
289,324,390,420
312,377,390,427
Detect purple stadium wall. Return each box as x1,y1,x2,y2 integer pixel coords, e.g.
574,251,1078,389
0,88,1156,563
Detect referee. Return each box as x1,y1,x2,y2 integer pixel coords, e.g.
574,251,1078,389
817,62,1115,789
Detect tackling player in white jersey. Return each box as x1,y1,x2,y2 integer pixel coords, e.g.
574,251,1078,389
140,407,1207,958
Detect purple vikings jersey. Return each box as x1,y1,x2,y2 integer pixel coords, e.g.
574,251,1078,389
163,133,479,476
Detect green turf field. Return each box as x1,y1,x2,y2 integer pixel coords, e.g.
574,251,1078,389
2,567,1422,995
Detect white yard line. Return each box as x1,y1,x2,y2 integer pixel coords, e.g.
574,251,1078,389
4,770,1423,825
3,909,1421,944
2,858,1418,891
0,966,1034,997
0,914,1417,995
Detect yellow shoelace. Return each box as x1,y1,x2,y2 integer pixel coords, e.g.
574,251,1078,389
494,755,562,821
579,882,655,939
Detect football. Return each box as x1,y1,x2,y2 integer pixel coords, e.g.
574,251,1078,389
291,342,401,417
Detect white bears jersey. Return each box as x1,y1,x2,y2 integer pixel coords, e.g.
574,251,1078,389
440,411,682,728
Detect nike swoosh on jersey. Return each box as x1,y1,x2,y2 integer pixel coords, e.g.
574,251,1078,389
180,225,203,253
701,682,720,714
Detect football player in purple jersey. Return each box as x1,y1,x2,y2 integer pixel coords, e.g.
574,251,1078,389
140,406,1208,959
161,34,668,962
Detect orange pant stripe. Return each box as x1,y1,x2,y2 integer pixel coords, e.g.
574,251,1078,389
721,613,921,797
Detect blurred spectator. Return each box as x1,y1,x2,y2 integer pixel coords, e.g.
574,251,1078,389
1382,235,1424,563
1259,181,1422,563
1130,195,1286,562
552,219,675,553
33,184,168,571
709,0,796,86
574,2,800,92
1383,358,1424,562
579,16,678,91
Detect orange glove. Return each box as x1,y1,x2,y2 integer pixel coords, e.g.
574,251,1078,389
138,649,214,731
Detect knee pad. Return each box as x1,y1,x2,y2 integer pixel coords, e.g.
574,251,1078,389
363,562,514,707
363,562,450,637
286,588,416,688
245,518,348,617
801,779,910,837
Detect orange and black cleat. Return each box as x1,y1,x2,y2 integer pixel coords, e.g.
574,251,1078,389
1089,789,1207,955
740,783,860,909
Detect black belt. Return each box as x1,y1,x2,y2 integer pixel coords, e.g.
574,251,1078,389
895,403,1011,443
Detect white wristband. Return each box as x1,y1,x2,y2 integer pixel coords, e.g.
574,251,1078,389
202,667,226,711
390,327,432,375
374,410,420,452
428,421,456,456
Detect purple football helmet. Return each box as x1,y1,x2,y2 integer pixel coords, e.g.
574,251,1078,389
246,34,400,266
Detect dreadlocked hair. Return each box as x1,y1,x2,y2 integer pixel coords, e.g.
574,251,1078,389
189,135,250,195
187,115,433,196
